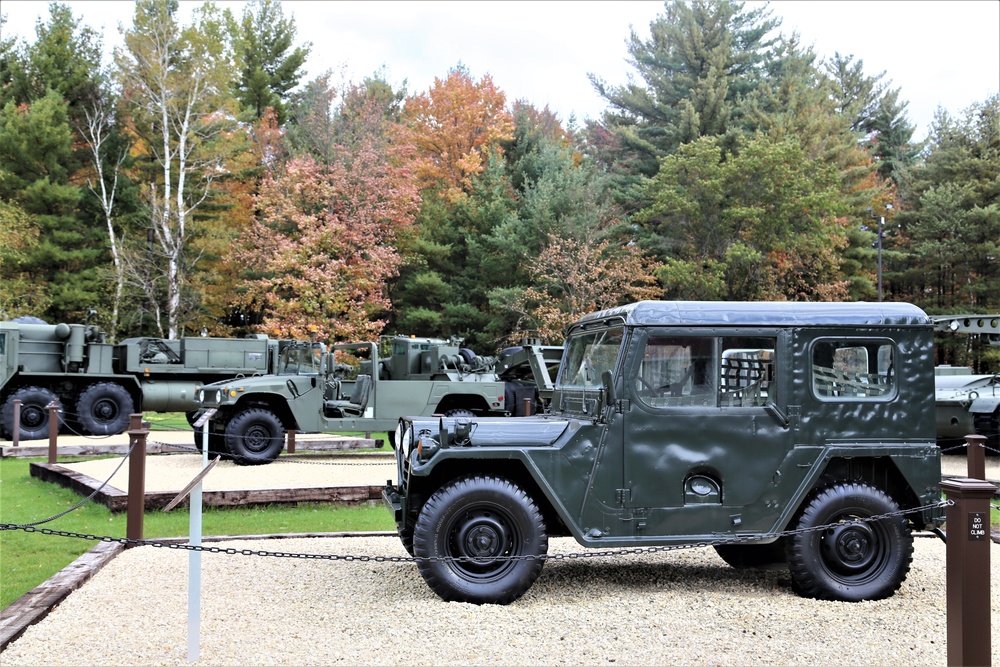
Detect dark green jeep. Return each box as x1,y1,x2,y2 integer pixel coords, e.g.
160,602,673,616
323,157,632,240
383,301,943,604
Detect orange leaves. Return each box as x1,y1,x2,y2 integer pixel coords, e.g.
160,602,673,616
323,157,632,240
395,67,514,200
237,141,418,341
512,233,662,343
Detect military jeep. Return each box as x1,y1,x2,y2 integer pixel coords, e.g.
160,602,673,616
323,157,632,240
383,301,943,604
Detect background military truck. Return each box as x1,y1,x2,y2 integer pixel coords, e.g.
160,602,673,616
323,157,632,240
930,314,1000,451
193,334,562,465
384,300,943,605
0,320,291,440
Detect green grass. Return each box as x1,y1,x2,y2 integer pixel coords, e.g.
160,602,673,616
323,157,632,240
0,456,395,611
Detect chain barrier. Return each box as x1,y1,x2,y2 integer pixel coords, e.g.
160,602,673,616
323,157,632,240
0,500,952,565
7,440,137,527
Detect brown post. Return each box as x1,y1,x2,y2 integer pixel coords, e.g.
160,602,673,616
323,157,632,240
125,413,148,548
941,477,997,667
47,402,60,464
11,400,20,447
287,429,295,454
964,434,987,481
523,397,533,417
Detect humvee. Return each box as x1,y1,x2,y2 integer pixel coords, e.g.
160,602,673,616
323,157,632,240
383,301,943,604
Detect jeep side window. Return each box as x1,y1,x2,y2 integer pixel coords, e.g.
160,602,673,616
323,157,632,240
635,336,714,406
720,337,775,407
560,327,624,389
634,335,775,408
812,340,895,399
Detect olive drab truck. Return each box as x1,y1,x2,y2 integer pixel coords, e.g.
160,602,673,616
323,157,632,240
0,320,292,440
192,335,563,465
929,314,1000,450
384,301,943,605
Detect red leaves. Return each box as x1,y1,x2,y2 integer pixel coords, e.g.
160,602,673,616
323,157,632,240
237,141,418,341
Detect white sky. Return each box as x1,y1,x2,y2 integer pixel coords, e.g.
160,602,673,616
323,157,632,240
2,0,998,142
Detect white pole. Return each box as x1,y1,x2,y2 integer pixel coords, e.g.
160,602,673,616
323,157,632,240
188,421,208,662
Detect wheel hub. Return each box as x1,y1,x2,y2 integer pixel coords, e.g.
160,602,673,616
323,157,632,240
823,522,879,574
244,427,270,453
21,406,45,428
94,399,117,422
455,512,510,562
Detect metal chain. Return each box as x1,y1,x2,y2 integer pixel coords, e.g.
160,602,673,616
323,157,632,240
10,440,138,527
0,500,952,565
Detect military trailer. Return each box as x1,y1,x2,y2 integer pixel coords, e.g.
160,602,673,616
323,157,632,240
0,320,289,440
383,301,943,604
193,335,562,465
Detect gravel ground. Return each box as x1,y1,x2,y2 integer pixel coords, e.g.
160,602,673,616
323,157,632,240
2,535,998,666
4,452,996,666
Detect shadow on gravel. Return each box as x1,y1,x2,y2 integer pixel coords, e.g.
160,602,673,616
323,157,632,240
535,556,792,597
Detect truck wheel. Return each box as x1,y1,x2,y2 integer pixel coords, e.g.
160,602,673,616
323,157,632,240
443,409,475,418
224,408,284,465
714,539,787,570
786,483,912,601
2,387,62,441
412,475,548,604
77,383,133,436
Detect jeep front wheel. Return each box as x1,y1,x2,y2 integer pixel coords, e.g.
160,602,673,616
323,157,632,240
224,408,285,465
786,483,912,601
412,475,547,604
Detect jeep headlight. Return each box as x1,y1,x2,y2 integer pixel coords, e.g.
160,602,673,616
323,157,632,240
399,423,412,459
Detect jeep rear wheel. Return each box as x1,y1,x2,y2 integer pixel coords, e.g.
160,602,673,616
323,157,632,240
224,408,285,465
786,483,912,601
412,475,547,604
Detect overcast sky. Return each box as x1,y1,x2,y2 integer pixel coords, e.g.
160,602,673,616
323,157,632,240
2,1,998,142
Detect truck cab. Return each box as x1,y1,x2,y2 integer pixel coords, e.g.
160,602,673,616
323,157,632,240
385,301,943,605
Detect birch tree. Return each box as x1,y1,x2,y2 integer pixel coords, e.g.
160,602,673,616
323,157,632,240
116,0,237,337
79,92,129,339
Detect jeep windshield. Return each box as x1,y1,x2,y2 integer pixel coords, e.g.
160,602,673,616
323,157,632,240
277,342,324,375
558,325,625,389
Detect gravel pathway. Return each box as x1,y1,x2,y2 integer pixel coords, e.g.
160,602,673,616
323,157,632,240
2,535,998,666
57,453,395,492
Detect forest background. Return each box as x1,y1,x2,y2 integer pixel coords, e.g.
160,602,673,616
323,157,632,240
1,0,998,370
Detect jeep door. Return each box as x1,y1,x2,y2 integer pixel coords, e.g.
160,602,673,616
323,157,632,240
610,327,794,538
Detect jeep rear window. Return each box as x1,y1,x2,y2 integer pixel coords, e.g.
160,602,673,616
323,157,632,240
635,335,775,408
559,326,625,389
812,340,895,400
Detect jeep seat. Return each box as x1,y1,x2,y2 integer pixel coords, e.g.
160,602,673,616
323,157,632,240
324,374,372,417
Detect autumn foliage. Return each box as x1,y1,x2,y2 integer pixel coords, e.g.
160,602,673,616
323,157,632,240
236,144,419,341
396,67,514,200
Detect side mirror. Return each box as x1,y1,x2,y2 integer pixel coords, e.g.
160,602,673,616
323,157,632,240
601,370,617,407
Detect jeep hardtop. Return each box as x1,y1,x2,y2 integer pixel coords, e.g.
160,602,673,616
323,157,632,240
383,300,943,604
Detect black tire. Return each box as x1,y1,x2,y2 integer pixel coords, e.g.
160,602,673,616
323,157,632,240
1,386,62,441
714,539,787,570
194,429,228,456
399,524,415,556
76,382,133,436
224,408,285,465
443,409,476,418
786,483,912,602
412,475,547,604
